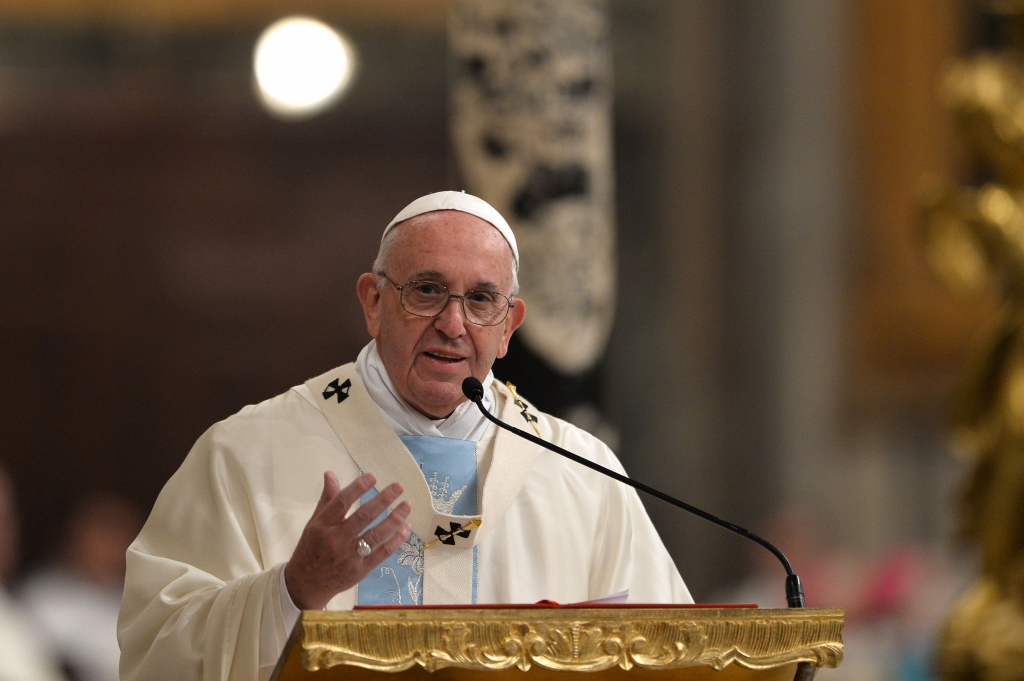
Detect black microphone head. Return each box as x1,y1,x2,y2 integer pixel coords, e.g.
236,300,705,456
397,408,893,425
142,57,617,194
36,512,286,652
462,376,485,402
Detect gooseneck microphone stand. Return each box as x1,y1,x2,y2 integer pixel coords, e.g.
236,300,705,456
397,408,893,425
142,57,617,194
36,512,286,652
462,377,818,681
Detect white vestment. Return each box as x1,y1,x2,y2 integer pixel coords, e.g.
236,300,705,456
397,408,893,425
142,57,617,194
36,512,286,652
0,588,65,681
20,567,123,681
118,363,692,681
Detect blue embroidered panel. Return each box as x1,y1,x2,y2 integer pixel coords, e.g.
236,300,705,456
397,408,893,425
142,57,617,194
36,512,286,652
356,436,479,606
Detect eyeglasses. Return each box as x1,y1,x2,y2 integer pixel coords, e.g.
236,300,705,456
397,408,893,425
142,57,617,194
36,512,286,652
380,273,514,326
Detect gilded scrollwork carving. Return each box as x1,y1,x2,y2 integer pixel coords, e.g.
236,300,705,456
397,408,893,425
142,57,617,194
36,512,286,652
917,6,1024,681
298,608,843,675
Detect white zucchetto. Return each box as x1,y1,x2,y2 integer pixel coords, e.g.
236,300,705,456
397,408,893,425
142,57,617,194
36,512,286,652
383,191,519,270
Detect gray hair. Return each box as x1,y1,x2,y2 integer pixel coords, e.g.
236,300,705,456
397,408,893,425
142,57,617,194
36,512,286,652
372,223,520,297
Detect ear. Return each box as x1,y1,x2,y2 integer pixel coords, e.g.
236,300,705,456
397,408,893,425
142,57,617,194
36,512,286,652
496,297,527,359
356,273,383,338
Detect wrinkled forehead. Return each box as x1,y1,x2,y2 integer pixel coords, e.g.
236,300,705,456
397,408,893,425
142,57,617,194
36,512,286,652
387,211,516,281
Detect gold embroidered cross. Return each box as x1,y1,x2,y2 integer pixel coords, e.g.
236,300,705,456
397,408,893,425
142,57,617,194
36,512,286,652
506,382,542,436
423,518,481,549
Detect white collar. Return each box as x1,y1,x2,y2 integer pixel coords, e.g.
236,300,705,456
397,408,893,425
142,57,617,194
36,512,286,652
354,341,496,442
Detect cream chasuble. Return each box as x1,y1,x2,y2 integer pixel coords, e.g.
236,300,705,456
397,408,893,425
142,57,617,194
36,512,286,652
303,364,539,605
118,366,692,681
354,435,480,606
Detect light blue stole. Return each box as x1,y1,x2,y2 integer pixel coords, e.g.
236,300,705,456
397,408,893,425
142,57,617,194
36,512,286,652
356,435,479,606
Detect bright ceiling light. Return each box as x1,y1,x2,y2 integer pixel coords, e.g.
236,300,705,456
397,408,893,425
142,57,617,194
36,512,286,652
253,17,356,120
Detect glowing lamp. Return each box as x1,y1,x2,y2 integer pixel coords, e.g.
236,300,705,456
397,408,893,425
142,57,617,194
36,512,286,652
254,17,356,120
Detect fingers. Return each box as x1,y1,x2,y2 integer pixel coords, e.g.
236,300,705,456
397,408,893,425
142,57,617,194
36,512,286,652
365,516,413,564
319,473,378,523
359,501,411,549
312,471,343,518
287,474,412,611
345,482,404,531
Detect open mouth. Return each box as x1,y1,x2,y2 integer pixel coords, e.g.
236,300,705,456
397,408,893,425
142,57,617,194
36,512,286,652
424,351,465,364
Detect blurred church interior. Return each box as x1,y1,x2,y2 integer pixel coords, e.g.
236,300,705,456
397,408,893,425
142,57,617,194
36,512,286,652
0,2,1010,681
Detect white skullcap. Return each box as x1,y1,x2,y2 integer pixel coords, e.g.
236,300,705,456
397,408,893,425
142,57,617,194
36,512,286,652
383,191,519,270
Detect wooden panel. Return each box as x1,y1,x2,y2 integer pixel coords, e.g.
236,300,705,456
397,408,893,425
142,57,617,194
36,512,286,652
0,0,446,29
0,39,449,569
849,0,999,412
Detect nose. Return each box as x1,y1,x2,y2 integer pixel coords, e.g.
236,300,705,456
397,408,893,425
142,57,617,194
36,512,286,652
433,296,468,338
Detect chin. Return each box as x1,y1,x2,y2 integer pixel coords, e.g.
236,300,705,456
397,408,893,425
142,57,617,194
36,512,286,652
412,383,464,415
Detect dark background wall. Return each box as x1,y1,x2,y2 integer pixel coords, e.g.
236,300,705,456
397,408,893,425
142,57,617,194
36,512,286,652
0,0,995,610
0,26,450,570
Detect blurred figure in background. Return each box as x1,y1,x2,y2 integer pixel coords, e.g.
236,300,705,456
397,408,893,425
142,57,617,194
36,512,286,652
719,506,969,681
0,464,65,681
717,506,860,610
19,494,144,681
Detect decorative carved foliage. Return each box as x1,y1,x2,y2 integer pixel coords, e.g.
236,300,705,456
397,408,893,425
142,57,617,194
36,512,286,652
299,608,843,675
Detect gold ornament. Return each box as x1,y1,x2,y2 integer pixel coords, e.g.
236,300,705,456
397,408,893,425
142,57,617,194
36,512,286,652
271,607,843,680
918,9,1024,681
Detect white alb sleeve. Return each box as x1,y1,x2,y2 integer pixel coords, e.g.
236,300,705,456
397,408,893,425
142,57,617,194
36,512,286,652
277,563,302,632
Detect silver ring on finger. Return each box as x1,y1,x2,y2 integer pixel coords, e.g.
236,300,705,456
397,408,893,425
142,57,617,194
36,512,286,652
356,538,372,557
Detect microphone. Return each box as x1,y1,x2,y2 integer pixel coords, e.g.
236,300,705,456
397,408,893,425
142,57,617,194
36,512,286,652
461,376,807,609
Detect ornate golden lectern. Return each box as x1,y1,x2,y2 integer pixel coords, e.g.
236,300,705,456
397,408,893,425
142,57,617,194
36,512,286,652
271,607,843,681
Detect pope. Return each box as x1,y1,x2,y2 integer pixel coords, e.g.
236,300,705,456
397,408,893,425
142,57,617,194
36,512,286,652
117,191,692,681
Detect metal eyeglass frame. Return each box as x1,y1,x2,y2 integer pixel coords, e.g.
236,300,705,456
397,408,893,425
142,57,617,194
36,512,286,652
379,272,515,326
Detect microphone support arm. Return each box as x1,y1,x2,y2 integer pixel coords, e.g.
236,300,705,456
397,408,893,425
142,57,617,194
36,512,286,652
463,382,806,610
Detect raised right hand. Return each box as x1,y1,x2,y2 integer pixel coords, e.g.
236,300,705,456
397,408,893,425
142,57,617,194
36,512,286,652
284,472,412,610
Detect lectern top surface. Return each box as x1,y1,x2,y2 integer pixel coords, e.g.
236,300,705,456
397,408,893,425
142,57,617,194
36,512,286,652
353,603,760,611
307,606,841,622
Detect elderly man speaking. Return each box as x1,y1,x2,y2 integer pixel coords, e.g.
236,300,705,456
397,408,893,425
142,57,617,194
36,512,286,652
118,192,692,681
